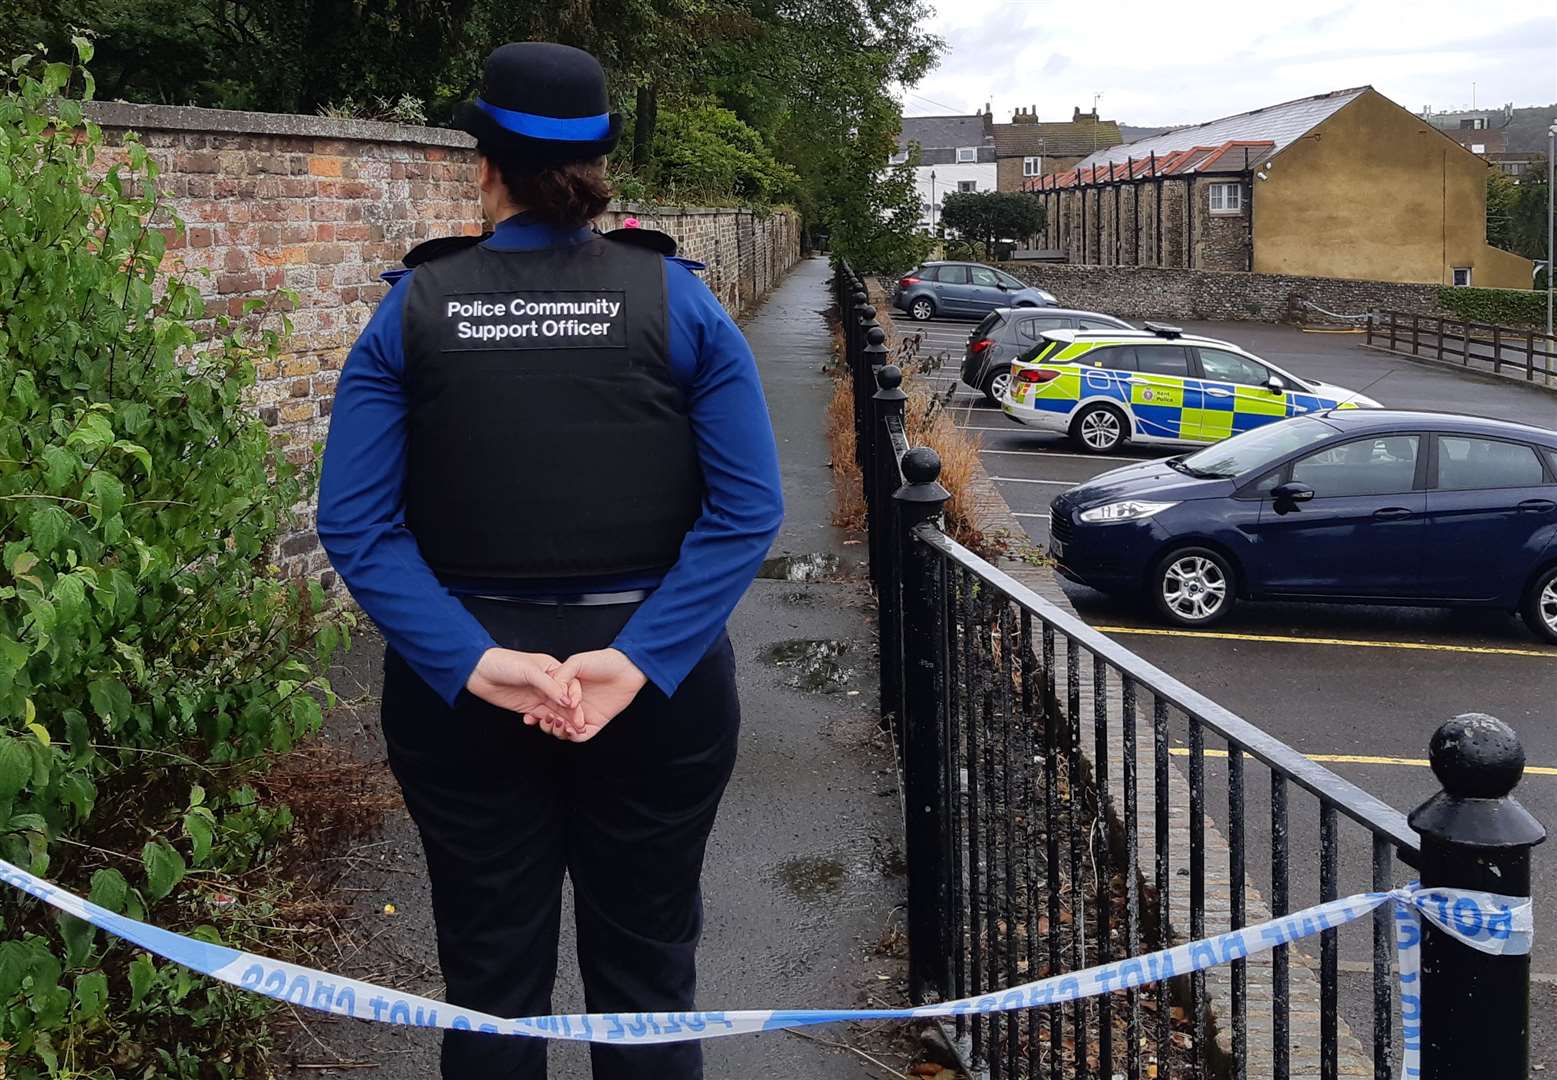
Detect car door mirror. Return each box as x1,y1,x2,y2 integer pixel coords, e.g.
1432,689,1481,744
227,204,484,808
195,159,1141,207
1272,481,1314,503
996,282,1009,290
1266,375,1286,394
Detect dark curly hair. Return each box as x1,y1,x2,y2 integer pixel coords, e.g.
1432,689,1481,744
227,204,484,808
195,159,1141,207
479,144,612,228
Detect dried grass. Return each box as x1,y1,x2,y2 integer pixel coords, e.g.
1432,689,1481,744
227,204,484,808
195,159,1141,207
904,388,986,550
826,365,868,531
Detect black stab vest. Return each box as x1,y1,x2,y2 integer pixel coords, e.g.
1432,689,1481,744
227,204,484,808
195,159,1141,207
401,235,703,580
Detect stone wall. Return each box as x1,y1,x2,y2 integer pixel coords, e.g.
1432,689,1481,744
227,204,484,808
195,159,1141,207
1034,177,1248,271
997,261,1465,324
85,101,801,579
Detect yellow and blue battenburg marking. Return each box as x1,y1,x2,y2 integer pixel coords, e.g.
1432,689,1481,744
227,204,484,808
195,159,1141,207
0,854,1529,1076
1008,338,1354,444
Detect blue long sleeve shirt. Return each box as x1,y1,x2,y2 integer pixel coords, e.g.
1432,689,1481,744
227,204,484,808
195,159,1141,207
317,214,784,706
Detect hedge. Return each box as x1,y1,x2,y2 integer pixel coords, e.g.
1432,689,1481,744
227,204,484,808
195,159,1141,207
1436,286,1554,329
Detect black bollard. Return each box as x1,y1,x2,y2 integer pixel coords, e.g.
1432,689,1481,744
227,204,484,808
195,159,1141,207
1408,713,1545,1080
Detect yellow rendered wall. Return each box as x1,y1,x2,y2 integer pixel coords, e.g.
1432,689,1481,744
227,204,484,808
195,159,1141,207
1252,90,1534,287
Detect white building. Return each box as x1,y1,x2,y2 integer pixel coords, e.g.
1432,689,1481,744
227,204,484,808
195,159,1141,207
893,111,998,232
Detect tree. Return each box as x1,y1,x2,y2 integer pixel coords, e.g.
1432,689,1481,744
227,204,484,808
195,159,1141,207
1487,171,1550,264
939,190,1046,255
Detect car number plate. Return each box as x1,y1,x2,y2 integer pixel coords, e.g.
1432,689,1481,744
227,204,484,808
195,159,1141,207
1049,538,1066,561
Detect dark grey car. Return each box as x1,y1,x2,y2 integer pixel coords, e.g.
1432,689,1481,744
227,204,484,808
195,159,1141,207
893,262,1056,321
960,308,1134,402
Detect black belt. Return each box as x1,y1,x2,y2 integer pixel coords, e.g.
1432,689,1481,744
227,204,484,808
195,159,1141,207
472,589,652,607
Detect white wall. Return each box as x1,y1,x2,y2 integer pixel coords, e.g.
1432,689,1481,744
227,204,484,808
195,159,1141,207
912,162,998,231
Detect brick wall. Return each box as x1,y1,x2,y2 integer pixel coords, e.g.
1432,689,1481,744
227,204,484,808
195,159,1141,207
85,101,801,578
1039,177,1249,270
997,261,1463,324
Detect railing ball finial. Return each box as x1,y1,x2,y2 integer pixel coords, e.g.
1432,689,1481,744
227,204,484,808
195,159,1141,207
1427,712,1525,799
877,364,903,392
867,326,886,347
852,289,868,306
859,304,877,323
900,446,942,486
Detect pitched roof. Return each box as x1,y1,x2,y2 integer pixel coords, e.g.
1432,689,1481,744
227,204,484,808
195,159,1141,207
897,114,992,152
992,120,1123,158
1075,87,1369,171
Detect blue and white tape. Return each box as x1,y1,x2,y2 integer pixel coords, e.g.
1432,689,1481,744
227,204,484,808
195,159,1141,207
0,857,1530,1073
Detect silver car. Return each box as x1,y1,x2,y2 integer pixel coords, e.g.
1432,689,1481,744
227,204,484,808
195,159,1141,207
960,307,1134,402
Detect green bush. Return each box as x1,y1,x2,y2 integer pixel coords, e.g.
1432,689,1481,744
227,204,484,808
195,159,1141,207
0,43,347,1074
649,102,800,207
1436,286,1554,328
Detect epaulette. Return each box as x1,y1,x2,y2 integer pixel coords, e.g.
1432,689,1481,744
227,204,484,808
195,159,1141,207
380,267,411,286
600,226,678,257
402,232,491,268
669,256,707,272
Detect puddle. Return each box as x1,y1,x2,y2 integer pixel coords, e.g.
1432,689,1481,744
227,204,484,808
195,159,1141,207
762,638,852,692
775,855,846,901
757,553,845,582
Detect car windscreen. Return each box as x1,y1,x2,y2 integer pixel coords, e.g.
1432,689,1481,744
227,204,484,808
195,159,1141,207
972,311,1005,337
1177,417,1337,478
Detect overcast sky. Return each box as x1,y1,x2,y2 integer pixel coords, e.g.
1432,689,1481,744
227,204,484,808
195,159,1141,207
901,1,1557,127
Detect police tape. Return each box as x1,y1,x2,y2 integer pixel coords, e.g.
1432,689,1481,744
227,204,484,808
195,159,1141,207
0,856,1530,1071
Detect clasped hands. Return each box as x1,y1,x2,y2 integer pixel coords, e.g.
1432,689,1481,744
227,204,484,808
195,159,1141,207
465,646,647,742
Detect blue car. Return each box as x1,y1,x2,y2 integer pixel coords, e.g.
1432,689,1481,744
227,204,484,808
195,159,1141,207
893,261,1056,321
1049,410,1557,641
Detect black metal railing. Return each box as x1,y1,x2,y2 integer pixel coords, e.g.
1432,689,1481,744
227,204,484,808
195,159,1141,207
1366,310,1556,385
830,261,1545,1080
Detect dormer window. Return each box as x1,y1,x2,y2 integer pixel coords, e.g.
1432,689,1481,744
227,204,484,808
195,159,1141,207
956,147,977,163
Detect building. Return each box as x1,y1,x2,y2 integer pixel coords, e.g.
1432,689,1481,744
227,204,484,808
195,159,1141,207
1023,87,1534,288
893,112,997,231
991,106,1123,191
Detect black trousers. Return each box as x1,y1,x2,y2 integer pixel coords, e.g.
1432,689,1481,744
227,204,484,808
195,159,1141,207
381,598,741,1080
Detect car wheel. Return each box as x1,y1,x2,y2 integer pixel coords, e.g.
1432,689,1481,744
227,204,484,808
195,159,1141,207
1520,565,1557,643
1152,547,1236,627
910,297,936,321
1070,403,1128,453
981,367,1012,403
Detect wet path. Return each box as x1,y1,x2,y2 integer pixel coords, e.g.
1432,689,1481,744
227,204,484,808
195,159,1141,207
288,257,908,1077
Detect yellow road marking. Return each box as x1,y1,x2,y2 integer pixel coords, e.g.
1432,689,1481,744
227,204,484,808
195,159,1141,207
1093,624,1557,660
1167,747,1557,777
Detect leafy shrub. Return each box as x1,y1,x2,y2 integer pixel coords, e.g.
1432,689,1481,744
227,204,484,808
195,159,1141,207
650,101,800,207
0,43,347,1073
1436,286,1554,328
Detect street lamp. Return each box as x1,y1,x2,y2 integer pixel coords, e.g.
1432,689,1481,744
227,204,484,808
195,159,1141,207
1547,123,1554,340
930,169,937,235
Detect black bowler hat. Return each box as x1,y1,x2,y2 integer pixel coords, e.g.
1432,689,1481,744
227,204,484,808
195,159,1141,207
452,42,622,163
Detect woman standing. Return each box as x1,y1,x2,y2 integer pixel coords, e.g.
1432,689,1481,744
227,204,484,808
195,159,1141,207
317,41,784,1080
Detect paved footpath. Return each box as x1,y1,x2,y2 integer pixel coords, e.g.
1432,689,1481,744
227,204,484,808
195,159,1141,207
280,257,913,1077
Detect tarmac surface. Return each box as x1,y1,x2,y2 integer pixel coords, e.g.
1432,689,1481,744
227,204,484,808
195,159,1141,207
903,308,1557,1067
283,257,915,1078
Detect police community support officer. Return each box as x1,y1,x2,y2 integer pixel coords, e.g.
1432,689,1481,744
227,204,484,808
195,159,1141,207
317,42,784,1080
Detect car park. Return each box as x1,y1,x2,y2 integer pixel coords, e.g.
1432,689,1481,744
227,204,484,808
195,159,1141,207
1047,410,1557,641
1001,322,1380,453
893,261,1055,321
960,307,1134,402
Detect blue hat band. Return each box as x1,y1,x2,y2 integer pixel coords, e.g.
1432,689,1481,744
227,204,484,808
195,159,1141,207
475,98,611,142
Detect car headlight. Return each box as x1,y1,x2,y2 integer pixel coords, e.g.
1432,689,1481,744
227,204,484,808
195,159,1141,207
1078,500,1178,524
1037,289,1056,302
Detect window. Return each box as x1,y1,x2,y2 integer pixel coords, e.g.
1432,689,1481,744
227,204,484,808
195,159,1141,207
1470,143,1486,154
1018,317,1069,341
1207,182,1243,214
937,264,970,285
996,271,1026,289
1436,437,1546,491
889,149,909,165
1197,348,1270,387
916,265,940,282
1079,318,1126,330
1185,417,1338,480
969,266,1001,287
1452,267,1472,287
1023,156,1042,177
957,147,977,163
1290,436,1420,497
957,180,978,193
1090,346,1138,371
1134,345,1192,377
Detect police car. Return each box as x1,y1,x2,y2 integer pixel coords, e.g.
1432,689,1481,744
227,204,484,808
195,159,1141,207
1001,323,1381,453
